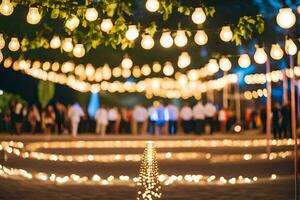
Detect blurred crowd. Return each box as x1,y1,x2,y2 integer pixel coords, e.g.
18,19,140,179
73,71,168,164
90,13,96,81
0,99,294,138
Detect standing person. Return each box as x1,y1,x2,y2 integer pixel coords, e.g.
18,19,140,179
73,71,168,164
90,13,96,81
148,105,156,135
218,107,228,133
68,103,84,137
55,102,66,134
3,110,12,133
95,106,108,136
13,102,23,135
193,101,205,135
132,104,148,135
260,106,267,133
272,102,281,139
27,105,40,134
107,107,118,134
166,103,178,135
281,102,291,138
155,101,168,135
204,101,217,135
179,104,193,134
42,105,56,135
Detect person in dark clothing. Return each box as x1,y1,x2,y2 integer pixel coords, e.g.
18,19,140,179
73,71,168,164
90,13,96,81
272,102,281,139
281,103,291,138
260,107,266,133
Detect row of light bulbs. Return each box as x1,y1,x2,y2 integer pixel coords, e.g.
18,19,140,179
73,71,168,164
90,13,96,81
244,89,268,100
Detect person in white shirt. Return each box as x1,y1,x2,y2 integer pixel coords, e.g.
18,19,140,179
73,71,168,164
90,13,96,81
204,101,217,135
132,104,148,135
68,103,84,137
167,103,178,135
107,107,119,134
179,104,193,134
95,106,108,136
193,101,205,135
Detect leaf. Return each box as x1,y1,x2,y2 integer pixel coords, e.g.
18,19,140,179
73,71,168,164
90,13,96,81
106,3,117,17
50,8,60,19
38,80,55,108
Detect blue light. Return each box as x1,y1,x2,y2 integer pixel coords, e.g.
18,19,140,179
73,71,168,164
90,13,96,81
87,93,100,118
233,64,256,86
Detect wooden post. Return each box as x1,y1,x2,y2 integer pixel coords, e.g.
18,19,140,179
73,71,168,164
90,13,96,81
266,59,272,156
223,72,228,108
282,69,288,105
234,83,241,122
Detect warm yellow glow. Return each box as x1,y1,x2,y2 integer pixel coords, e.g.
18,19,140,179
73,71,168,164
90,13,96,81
3,57,12,68
122,69,131,78
191,7,206,24
126,25,139,41
121,55,133,69
276,8,296,29
62,38,73,52
102,64,112,80
177,52,191,68
0,33,5,49
270,43,283,60
51,62,60,72
219,57,232,72
112,67,122,77
65,15,80,31
73,44,85,58
101,19,113,33
145,0,159,12
152,62,161,73
220,26,233,42
61,61,75,73
207,59,219,73
174,30,187,47
133,66,142,78
194,30,208,45
50,35,61,49
163,62,174,76
0,0,13,16
85,64,95,77
141,64,151,76
238,54,251,68
85,7,98,22
285,38,297,55
141,34,154,50
26,7,42,25
0,50,3,63
160,32,173,48
42,61,51,71
8,37,20,51
254,47,267,64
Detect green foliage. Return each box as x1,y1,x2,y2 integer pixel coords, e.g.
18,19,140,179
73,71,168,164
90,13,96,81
38,80,55,108
0,92,27,113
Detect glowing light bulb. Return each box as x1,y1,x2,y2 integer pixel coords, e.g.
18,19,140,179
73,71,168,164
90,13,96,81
0,33,5,49
0,0,14,16
174,30,187,47
26,7,41,25
298,5,300,15
160,32,173,48
85,7,98,22
8,37,20,51
191,7,206,24
121,55,133,69
276,8,296,29
152,62,161,73
50,36,61,49
62,38,73,52
163,62,174,76
0,50,3,63
141,34,154,50
65,15,80,31
194,30,208,45
220,26,233,42
141,64,151,76
125,25,139,41
270,44,283,60
238,54,251,68
177,52,191,68
285,38,297,55
254,47,267,64
101,19,113,33
207,59,219,73
73,44,85,58
146,0,159,12
219,57,232,71
85,64,95,77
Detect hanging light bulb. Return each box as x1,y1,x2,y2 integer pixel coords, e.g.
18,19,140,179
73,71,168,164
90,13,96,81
152,62,161,73
145,0,159,12
62,38,73,52
238,54,251,68
220,26,233,42
285,38,297,55
163,62,174,76
101,19,113,33
0,50,3,63
270,43,283,60
121,55,133,69
194,30,208,45
85,7,98,22
160,31,173,48
141,64,151,76
219,57,232,72
8,37,20,51
0,0,13,16
50,35,61,49
141,34,154,50
26,7,42,25
254,47,267,64
73,44,85,58
191,7,206,24
207,59,219,73
65,15,80,31
174,30,187,47
177,52,191,68
276,8,296,29
298,5,300,15
125,25,139,41
0,33,5,49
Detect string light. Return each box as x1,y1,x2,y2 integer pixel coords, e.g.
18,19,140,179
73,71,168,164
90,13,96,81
26,7,42,25
141,34,154,50
0,50,3,63
276,8,296,29
101,19,113,33
207,59,219,73
121,55,133,69
194,30,208,45
285,38,297,55
238,54,251,68
62,38,73,52
65,15,80,31
145,0,159,12
50,35,61,49
152,62,161,73
0,33,5,49
220,26,233,42
191,7,206,24
174,30,188,47
219,57,232,72
160,32,173,48
85,7,98,22
8,37,20,51
126,25,139,41
73,44,85,58
254,47,267,64
0,0,14,16
85,64,95,77
163,62,174,76
177,52,191,68
270,43,283,60
141,64,151,76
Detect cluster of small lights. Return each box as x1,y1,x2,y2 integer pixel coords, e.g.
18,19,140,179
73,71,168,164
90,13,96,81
244,89,267,100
